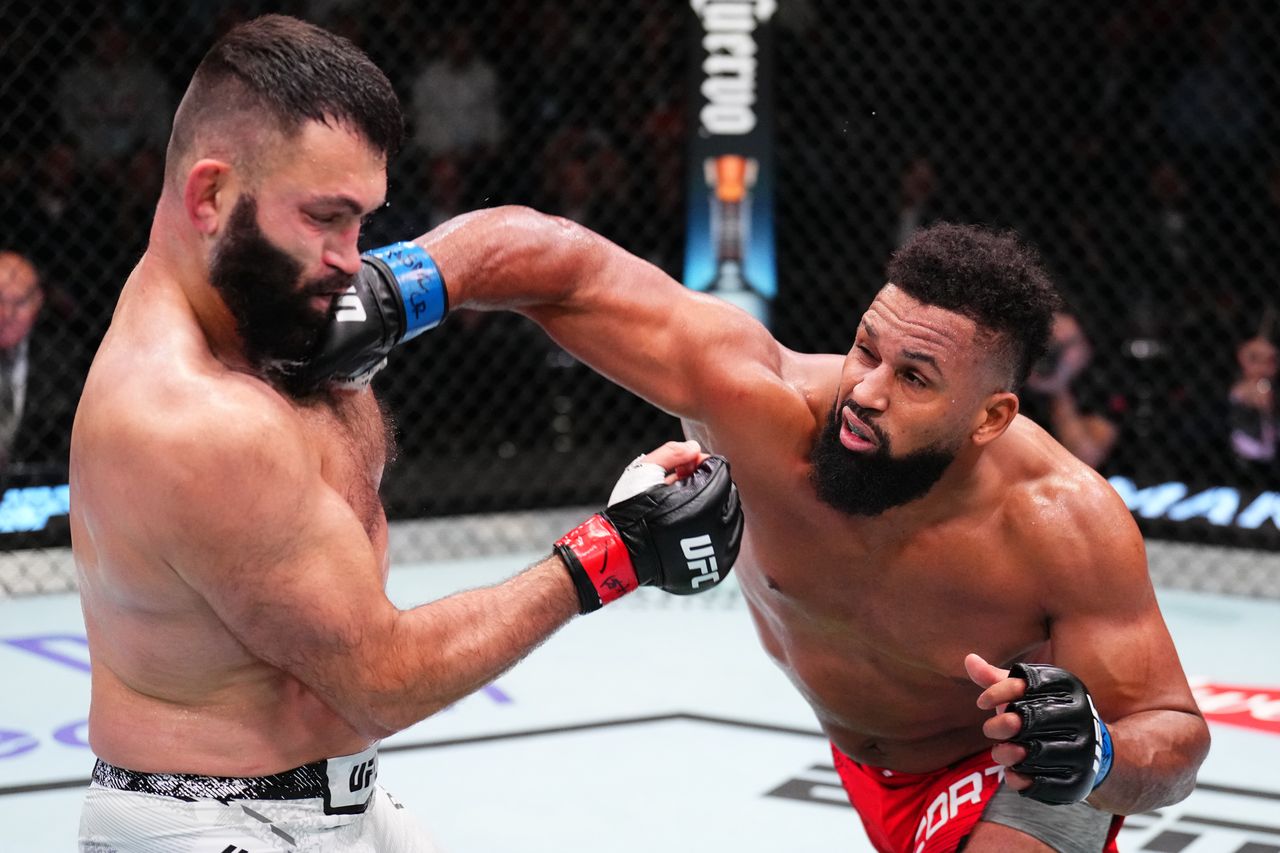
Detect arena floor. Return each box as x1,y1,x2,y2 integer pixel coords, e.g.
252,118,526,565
3,550,1280,852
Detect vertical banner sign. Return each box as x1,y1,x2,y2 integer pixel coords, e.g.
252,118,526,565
684,0,778,328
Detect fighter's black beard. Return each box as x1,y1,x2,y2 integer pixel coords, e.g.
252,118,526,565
208,196,353,399
809,401,957,516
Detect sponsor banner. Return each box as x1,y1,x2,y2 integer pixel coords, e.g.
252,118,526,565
1191,679,1280,736
1109,476,1280,550
684,0,777,327
0,484,69,534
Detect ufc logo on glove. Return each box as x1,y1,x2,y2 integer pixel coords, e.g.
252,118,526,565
681,534,721,588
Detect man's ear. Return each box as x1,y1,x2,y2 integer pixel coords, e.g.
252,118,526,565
183,159,234,236
972,391,1018,446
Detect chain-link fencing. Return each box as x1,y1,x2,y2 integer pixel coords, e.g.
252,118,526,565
2,1,1279,595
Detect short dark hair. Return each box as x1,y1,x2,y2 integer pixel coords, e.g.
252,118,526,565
886,223,1061,390
167,15,402,178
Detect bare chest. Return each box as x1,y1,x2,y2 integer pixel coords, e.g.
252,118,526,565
737,497,1048,672
297,392,392,544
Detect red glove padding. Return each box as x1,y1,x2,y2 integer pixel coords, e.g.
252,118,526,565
555,455,742,614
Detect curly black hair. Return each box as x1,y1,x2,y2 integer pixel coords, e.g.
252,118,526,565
886,223,1061,390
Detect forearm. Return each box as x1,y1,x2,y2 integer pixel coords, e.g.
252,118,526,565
356,554,579,737
416,205,715,419
418,205,600,314
1086,709,1210,814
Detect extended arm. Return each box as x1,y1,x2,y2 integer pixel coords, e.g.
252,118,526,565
296,206,790,424
422,206,781,421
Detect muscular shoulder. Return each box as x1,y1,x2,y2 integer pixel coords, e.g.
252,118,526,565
101,359,298,456
997,418,1145,584
81,359,313,537
713,344,838,418
693,346,839,468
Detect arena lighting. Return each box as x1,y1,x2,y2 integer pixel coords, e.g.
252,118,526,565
1109,476,1280,531
0,484,70,533
1,477,1277,540
1,479,1278,536
684,0,778,327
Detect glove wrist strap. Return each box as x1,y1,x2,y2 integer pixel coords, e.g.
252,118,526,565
362,242,448,341
554,515,639,614
1092,715,1114,791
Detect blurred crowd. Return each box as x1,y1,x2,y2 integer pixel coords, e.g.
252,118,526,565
1,0,1278,502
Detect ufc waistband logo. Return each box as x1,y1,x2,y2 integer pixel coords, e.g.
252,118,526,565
335,287,367,322
349,759,376,792
681,534,720,588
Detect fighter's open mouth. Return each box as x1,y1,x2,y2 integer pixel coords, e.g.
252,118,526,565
843,410,878,446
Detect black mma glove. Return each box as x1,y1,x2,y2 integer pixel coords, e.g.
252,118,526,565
1007,663,1114,805
289,241,448,392
554,455,744,614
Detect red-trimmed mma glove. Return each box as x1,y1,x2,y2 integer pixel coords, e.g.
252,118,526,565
554,455,743,613
1007,663,1114,805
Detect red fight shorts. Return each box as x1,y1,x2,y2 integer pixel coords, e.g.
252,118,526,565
831,744,1122,853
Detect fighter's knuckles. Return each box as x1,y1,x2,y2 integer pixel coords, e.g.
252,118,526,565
981,678,1027,709
991,742,1027,767
1004,770,1033,791
982,712,1023,741
644,440,700,468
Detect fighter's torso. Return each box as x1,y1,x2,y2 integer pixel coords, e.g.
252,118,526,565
71,273,392,774
688,361,1067,773
735,477,1053,772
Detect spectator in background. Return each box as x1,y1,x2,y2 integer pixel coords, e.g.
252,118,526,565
109,144,168,264
1145,159,1195,296
1228,335,1279,482
892,155,942,249
1021,310,1119,470
539,124,627,243
542,141,608,233
1159,7,1260,154
1254,163,1280,289
0,12,56,180
416,155,469,231
54,17,175,175
0,251,81,484
13,140,116,302
1105,157,1197,336
0,252,42,474
406,25,501,180
635,94,686,275
363,155,468,248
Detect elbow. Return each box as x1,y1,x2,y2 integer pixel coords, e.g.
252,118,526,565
340,659,456,741
344,690,421,743
350,694,456,742
1154,714,1212,810
1099,711,1210,814
1185,717,1212,794
338,666,419,742
450,205,595,311
494,206,601,293
352,716,399,743
338,684,405,741
484,204,584,255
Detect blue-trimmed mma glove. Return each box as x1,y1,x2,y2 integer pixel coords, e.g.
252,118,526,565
554,455,744,614
1006,663,1114,805
290,241,448,393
